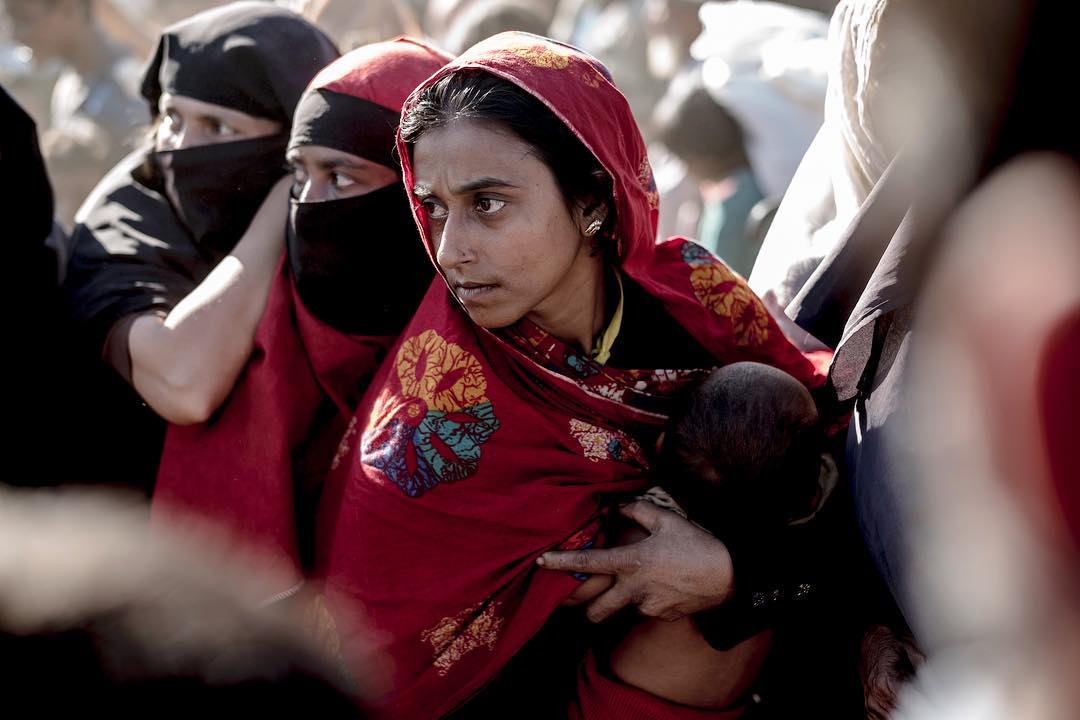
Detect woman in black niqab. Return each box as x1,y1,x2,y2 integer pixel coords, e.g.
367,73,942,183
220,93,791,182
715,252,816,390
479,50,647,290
62,2,338,491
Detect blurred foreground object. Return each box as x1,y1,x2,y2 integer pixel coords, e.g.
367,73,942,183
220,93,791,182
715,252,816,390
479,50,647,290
896,154,1080,720
0,486,372,716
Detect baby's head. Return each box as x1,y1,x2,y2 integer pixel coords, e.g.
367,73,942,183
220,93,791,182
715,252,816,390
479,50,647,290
660,362,823,535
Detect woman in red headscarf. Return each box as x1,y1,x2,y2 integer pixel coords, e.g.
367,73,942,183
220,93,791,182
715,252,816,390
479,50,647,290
153,39,451,577
317,32,832,718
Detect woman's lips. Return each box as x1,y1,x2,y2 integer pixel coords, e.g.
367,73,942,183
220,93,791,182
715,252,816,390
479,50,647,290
455,282,498,301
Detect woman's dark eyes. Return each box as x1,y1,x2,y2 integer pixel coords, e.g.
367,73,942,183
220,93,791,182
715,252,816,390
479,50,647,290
420,198,505,220
475,198,506,214
422,201,448,219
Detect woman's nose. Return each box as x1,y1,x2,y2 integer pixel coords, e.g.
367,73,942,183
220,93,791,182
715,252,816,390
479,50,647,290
435,211,474,271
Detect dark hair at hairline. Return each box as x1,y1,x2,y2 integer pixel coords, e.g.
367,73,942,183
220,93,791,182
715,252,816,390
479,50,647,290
400,70,616,250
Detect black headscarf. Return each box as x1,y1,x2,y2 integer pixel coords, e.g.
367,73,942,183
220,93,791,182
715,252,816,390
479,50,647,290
65,2,339,354
139,1,338,126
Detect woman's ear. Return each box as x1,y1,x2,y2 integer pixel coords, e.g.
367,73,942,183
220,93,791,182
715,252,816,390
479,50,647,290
576,198,608,238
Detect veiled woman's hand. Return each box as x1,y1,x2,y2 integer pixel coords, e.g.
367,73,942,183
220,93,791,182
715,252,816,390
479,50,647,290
538,501,735,623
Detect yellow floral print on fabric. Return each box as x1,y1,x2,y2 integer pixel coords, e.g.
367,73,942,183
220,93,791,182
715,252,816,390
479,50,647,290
396,329,489,412
637,157,660,209
682,243,770,347
420,601,504,676
508,45,571,69
364,329,500,497
569,419,645,465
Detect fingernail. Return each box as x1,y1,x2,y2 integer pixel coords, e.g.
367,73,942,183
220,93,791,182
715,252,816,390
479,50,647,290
536,556,546,566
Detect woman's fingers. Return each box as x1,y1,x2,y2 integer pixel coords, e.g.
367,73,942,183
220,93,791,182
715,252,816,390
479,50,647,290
537,545,640,575
585,583,634,623
561,573,615,606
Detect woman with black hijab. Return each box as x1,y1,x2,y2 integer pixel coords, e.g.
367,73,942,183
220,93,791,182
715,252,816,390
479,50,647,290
153,38,452,581
63,2,338,491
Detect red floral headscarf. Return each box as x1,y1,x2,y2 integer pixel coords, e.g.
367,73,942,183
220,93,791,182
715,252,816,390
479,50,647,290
317,32,829,718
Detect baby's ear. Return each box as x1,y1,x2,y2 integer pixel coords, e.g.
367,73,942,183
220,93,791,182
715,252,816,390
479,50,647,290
788,454,839,526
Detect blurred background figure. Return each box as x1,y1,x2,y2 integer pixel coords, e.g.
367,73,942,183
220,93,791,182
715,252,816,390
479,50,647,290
2,0,148,228
553,0,663,138
652,69,763,274
293,0,423,50
435,0,552,55
748,0,898,312
650,0,829,275
693,1,828,204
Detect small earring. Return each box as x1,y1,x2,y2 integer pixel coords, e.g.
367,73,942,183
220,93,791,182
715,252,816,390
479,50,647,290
585,219,603,236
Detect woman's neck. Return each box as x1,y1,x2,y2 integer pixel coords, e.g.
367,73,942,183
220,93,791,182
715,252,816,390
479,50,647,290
526,251,608,354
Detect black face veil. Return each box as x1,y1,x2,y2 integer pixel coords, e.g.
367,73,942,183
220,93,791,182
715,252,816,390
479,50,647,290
286,84,433,336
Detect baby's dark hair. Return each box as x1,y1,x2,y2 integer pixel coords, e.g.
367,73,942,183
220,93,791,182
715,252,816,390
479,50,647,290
660,362,823,536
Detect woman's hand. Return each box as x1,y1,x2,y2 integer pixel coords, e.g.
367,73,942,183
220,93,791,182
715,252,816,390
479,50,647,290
538,501,735,623
560,573,614,607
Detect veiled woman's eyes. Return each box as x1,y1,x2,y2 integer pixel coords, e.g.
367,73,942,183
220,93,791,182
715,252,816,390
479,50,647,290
210,119,238,137
331,171,356,190
162,110,182,132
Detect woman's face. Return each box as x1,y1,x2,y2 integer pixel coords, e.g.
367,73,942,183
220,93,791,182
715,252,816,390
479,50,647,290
154,93,283,151
286,144,398,202
411,119,597,330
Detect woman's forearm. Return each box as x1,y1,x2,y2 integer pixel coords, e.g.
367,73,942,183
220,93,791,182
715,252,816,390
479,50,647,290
128,177,291,424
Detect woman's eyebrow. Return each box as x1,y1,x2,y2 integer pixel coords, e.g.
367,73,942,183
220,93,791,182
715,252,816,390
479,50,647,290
316,158,367,171
453,177,519,194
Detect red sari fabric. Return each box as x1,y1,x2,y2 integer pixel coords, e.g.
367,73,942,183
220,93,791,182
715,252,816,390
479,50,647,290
317,33,830,718
152,40,451,573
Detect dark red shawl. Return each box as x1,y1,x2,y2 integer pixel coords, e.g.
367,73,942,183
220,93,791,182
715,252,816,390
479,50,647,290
316,32,830,718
